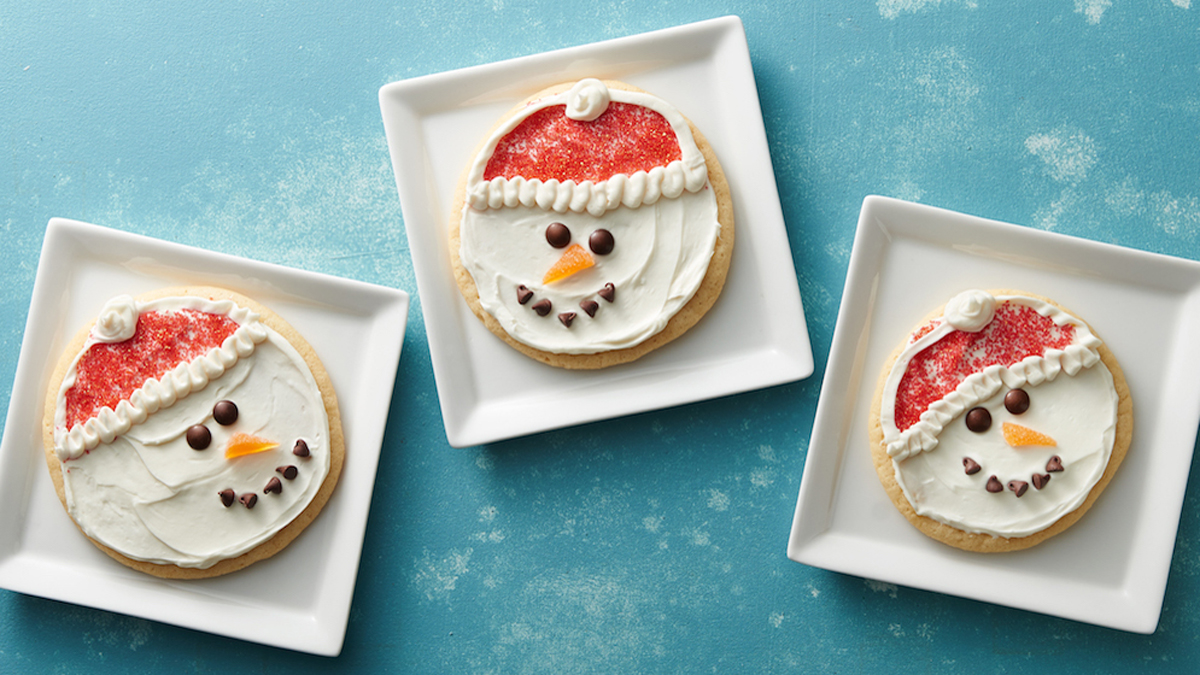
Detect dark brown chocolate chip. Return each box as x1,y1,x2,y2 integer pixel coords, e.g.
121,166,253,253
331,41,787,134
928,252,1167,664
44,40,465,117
546,222,571,248
187,424,212,450
1032,473,1051,490
213,400,239,425
965,407,992,433
1046,455,1064,472
986,475,1003,493
277,465,298,480
598,282,615,302
239,493,258,509
293,439,311,458
588,228,614,255
516,284,534,305
1008,480,1029,497
264,477,282,495
1004,389,1030,415
558,312,576,327
963,457,982,475
532,299,552,316
580,299,599,317
218,488,235,507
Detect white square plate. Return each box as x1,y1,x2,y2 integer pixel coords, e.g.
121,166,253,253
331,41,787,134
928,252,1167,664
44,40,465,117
0,218,410,655
788,196,1200,633
379,16,812,447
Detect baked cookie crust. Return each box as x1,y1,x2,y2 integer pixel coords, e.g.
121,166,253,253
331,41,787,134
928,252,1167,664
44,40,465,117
868,289,1132,553
448,80,734,369
41,286,344,578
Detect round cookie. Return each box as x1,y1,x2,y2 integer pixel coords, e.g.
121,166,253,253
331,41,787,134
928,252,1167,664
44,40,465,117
448,78,734,369
42,286,344,578
868,289,1132,553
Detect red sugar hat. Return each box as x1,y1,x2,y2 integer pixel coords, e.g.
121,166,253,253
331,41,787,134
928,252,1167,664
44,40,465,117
892,302,1075,432
483,102,682,184
64,308,240,430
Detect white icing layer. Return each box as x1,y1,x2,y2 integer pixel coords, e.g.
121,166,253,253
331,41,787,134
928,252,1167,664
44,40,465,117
461,188,719,354
464,81,709,217
54,296,330,569
892,362,1117,538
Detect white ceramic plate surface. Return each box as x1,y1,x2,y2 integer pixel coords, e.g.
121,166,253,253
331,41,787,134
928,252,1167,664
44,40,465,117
0,218,410,655
788,196,1200,633
379,16,812,447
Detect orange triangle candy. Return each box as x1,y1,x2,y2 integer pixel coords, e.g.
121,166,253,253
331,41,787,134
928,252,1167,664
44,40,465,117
1002,422,1057,448
225,433,279,459
543,244,595,284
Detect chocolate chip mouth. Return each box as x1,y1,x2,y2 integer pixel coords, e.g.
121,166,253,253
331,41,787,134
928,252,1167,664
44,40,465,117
966,454,1065,498
516,282,616,329
218,441,311,508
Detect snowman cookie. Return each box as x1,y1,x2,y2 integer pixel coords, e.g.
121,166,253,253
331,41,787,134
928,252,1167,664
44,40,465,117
869,290,1132,552
42,287,343,578
449,78,734,369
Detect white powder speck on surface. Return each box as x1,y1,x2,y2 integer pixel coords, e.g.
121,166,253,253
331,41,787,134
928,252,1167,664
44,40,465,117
1025,128,1098,184
706,489,730,511
865,579,899,598
877,0,978,20
1172,0,1190,8
413,547,473,602
750,468,776,488
479,505,498,522
1075,0,1112,24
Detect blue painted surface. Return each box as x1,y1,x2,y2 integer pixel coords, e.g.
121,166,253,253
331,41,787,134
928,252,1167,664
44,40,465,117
3,1,1200,672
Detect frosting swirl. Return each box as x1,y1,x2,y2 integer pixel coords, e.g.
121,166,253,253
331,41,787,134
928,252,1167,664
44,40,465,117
91,295,138,343
944,289,995,332
565,78,611,121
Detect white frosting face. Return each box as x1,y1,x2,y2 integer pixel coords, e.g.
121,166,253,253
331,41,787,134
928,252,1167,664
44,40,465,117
459,80,721,355
460,189,718,354
893,363,1117,538
55,297,330,569
880,291,1119,538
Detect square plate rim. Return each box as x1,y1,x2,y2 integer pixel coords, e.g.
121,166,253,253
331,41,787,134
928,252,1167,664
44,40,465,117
787,195,1200,634
378,15,813,448
0,217,410,655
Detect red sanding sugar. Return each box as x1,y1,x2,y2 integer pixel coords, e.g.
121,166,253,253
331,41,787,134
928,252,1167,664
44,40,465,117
894,304,1075,431
483,103,681,183
64,309,239,429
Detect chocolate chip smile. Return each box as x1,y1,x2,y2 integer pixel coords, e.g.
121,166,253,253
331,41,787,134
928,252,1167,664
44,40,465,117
516,282,616,328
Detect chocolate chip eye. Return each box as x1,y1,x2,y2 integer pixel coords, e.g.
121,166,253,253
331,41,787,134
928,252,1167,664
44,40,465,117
546,222,571,248
965,407,992,433
1004,389,1030,415
588,229,614,255
213,400,238,425
187,425,212,450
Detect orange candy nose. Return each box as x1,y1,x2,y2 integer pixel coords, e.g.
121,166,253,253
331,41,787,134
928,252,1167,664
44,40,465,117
225,433,279,459
543,243,595,284
1002,422,1057,448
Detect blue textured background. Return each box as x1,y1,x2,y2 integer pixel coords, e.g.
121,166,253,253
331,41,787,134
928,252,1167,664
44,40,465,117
4,1,1200,672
